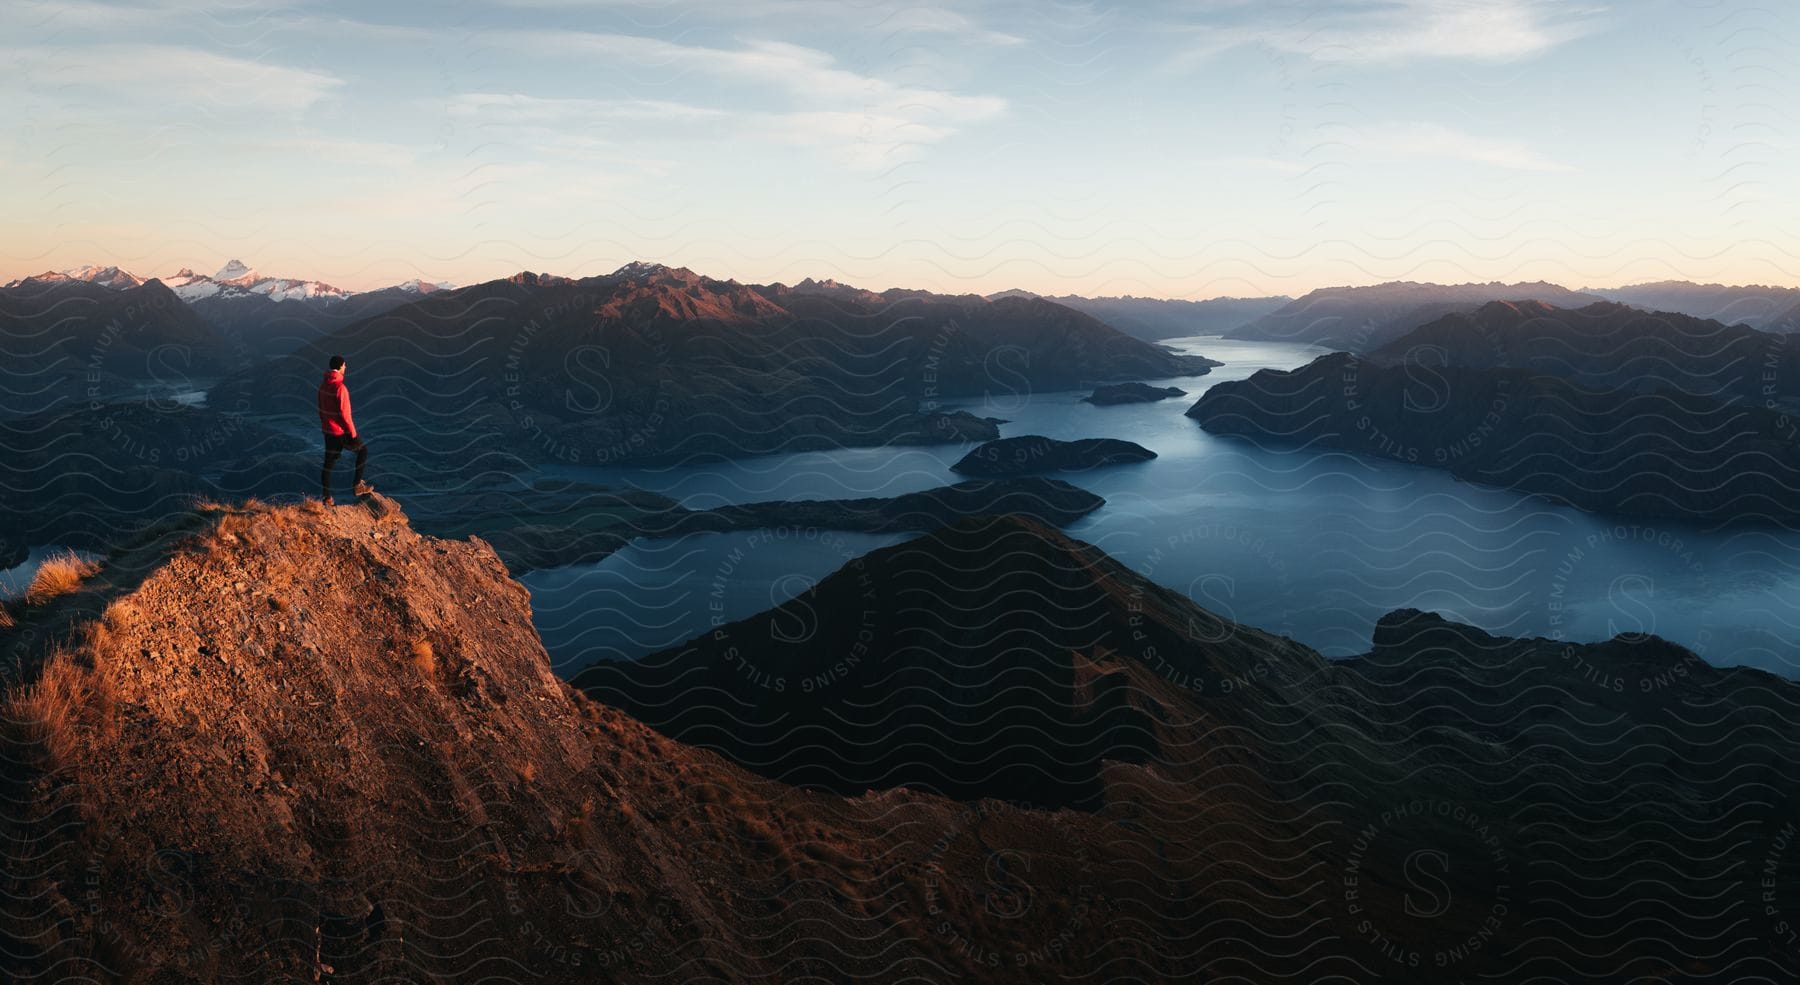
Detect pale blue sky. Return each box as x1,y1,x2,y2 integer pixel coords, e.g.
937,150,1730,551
3,0,1796,297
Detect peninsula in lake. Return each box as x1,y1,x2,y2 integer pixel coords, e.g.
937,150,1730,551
1189,301,1800,524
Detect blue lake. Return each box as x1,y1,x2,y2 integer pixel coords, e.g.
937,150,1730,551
521,337,1800,679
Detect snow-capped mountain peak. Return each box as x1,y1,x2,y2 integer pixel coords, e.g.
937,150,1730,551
163,260,352,303
65,264,146,289
393,278,455,294
6,260,449,303
2,264,147,290
214,259,256,282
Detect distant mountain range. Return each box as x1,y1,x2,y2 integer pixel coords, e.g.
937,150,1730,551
1219,278,1800,351
1223,280,1609,350
210,262,1218,473
4,259,452,303
988,289,1293,341
12,261,1800,429
12,261,1800,369
1588,279,1800,330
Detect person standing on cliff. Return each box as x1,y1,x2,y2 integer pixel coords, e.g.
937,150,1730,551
318,355,373,505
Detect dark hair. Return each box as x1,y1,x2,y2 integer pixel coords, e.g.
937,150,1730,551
328,355,346,370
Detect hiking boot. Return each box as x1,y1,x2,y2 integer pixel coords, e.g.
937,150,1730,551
353,481,375,497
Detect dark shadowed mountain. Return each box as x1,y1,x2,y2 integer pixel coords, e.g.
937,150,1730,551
1366,300,1800,404
576,513,1323,809
760,277,1224,392
181,282,452,360
210,263,1215,476
580,510,1800,982
1589,279,1800,330
0,279,235,418
1188,301,1800,524
1225,280,1605,350
988,290,1292,341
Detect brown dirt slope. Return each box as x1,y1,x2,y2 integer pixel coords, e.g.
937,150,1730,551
0,495,1296,984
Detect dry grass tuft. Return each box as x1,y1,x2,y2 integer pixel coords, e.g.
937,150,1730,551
409,638,436,675
520,760,539,784
0,605,13,629
6,650,117,767
25,551,101,606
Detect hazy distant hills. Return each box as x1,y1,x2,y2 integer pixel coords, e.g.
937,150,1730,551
1781,297,1800,332
1190,300,1800,523
1589,279,1800,330
1367,299,1800,402
1223,280,1608,350
988,289,1292,341
0,278,233,417
211,263,1216,471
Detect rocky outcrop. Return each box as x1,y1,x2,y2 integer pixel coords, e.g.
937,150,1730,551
949,435,1156,476
3,496,1798,982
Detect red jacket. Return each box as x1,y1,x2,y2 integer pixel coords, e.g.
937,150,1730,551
317,369,357,438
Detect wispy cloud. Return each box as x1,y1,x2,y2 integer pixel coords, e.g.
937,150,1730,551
495,0,1025,46
257,137,422,168
446,93,726,124
3,43,342,115
1174,0,1605,65
1348,121,1574,172
490,32,1006,169
512,32,1004,118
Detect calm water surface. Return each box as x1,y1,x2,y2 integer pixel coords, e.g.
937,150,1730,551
522,337,1800,678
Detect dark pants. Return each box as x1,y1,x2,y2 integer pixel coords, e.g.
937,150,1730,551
322,434,367,498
